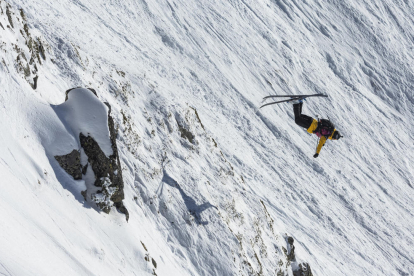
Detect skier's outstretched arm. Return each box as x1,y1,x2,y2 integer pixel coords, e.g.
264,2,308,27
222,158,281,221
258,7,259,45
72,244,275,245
314,136,327,158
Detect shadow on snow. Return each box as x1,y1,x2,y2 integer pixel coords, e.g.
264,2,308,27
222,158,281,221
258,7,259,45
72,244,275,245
161,170,217,225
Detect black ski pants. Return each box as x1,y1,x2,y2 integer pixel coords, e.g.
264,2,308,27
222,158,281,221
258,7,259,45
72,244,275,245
293,103,313,129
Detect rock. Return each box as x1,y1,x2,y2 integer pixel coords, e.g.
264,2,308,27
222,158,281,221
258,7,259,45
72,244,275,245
3,4,45,89
286,236,295,261
287,245,295,262
91,175,117,213
68,88,127,219
32,75,38,90
79,133,112,186
151,258,157,268
80,132,125,214
115,201,129,222
55,88,128,220
6,5,13,29
177,121,194,143
104,101,126,205
54,150,82,180
38,41,46,60
293,263,313,276
286,236,313,276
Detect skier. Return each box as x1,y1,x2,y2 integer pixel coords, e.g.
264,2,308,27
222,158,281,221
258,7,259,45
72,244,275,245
292,100,342,158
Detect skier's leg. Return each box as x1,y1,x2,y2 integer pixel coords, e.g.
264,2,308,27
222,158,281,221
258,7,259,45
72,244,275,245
293,103,313,129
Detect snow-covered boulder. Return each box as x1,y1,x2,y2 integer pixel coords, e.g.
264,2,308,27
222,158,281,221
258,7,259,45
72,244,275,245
54,87,128,220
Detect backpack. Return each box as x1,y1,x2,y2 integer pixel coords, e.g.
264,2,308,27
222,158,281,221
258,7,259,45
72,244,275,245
315,119,335,137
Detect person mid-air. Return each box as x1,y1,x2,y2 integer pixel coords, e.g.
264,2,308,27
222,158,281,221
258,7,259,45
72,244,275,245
292,99,342,158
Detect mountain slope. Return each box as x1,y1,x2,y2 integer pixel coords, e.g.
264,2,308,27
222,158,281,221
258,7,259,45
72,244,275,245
1,0,414,275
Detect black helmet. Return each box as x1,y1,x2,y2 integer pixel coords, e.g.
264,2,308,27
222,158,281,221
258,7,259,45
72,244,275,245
332,130,342,140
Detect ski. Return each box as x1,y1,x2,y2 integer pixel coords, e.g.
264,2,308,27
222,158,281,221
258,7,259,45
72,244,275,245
260,94,328,109
262,93,328,101
260,97,304,109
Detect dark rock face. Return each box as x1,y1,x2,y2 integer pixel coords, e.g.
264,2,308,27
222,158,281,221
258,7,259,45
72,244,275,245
79,100,128,220
79,132,126,216
104,101,127,207
79,133,115,187
54,150,82,180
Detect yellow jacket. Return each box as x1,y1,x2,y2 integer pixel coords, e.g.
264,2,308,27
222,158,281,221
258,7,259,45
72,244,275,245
307,119,336,154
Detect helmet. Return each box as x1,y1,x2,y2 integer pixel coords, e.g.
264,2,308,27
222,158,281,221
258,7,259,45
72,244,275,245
332,130,342,140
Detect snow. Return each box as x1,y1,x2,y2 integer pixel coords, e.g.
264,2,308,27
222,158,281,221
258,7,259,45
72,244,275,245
0,0,414,275
53,88,113,157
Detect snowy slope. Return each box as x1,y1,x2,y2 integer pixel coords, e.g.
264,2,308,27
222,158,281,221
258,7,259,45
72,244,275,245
1,0,414,275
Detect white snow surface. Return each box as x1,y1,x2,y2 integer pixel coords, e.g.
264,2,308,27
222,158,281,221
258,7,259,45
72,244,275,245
53,88,113,157
0,0,414,276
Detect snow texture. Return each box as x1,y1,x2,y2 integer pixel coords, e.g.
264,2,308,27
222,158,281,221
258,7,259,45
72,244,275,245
1,0,414,275
53,88,113,157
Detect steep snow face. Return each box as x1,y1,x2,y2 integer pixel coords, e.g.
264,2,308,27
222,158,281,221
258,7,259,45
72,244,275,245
1,0,414,275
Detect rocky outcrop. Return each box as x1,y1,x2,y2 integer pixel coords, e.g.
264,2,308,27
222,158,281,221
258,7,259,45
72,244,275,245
286,236,296,261
54,150,82,180
5,4,13,28
55,88,128,221
293,263,313,276
0,1,46,89
80,130,126,216
284,237,314,276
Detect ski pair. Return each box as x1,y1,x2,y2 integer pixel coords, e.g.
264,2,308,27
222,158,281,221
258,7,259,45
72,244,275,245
260,94,328,109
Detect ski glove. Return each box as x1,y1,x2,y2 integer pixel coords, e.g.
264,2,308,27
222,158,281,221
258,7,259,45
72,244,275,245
313,153,319,158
